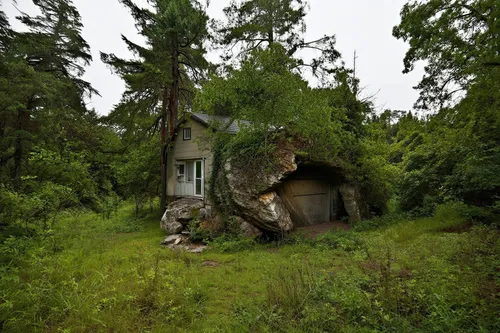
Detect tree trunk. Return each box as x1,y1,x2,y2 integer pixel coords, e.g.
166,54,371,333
160,88,169,215
168,49,179,138
13,109,29,191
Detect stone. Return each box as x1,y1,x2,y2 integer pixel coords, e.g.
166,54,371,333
199,208,207,219
187,245,207,253
240,220,263,238
220,149,297,233
161,198,205,232
339,184,362,223
164,221,183,235
160,234,182,245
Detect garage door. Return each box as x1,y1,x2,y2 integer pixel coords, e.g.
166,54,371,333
278,179,331,226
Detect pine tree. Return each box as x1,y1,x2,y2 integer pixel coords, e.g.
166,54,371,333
218,0,340,76
101,0,209,213
0,0,96,190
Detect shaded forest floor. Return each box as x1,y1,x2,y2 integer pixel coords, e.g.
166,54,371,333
0,204,498,332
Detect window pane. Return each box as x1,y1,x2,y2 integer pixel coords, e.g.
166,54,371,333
178,164,185,175
195,179,202,195
195,161,202,178
183,128,191,140
186,161,194,181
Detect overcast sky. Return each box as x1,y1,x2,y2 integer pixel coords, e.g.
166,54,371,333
4,0,424,115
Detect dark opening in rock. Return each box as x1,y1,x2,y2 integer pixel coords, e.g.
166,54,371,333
277,164,350,227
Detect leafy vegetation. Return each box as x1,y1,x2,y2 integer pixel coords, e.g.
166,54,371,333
1,204,498,332
0,0,499,331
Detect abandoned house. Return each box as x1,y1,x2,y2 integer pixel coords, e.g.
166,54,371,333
166,112,244,201
163,112,364,234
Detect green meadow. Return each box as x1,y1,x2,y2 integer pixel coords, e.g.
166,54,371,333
1,204,498,332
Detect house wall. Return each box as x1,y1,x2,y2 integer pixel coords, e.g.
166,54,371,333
166,118,213,201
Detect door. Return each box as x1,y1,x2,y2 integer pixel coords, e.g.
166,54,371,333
278,179,331,226
194,160,203,197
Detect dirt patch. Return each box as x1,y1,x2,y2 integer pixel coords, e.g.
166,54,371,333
202,260,221,267
296,221,351,238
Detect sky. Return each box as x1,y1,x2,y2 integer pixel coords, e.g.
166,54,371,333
3,0,424,115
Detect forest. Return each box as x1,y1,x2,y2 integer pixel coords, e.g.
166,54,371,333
0,0,499,332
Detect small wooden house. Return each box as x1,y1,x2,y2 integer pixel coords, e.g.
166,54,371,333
166,112,244,202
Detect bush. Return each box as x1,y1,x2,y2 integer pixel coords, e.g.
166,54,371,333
208,234,257,253
314,230,365,252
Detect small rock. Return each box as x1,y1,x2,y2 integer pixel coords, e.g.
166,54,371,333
161,234,182,245
181,230,191,235
188,245,207,253
174,237,182,245
165,221,183,235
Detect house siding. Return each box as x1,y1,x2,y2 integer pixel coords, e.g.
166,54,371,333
166,118,213,201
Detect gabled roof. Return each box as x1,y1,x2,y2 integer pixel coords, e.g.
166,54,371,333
186,112,250,134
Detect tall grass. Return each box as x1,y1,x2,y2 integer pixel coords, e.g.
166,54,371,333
0,202,498,332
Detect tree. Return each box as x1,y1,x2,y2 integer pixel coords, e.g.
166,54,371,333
101,0,209,213
393,0,499,110
0,0,98,190
390,0,500,216
218,0,340,76
0,6,11,49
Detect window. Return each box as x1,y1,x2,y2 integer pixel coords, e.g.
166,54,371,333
183,128,191,140
177,163,185,181
186,161,194,182
195,160,203,196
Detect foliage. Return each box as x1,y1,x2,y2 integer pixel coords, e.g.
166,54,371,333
384,0,500,216
114,138,160,216
1,204,498,332
217,0,340,76
393,0,500,110
0,0,123,235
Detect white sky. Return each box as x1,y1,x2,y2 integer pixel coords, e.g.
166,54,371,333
3,0,423,115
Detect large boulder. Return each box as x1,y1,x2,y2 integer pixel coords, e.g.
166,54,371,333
221,149,296,233
161,198,205,233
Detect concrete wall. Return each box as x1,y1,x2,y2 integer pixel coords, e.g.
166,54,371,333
166,118,213,201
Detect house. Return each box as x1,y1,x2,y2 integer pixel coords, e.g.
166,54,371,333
165,112,363,232
166,112,245,202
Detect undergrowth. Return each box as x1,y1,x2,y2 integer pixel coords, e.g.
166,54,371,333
0,202,498,332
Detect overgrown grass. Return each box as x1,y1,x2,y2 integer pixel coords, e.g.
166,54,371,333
0,203,498,332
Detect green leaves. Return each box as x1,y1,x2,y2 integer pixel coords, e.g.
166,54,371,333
218,0,341,78
393,0,499,110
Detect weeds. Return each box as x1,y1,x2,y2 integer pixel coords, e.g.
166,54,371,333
0,203,498,332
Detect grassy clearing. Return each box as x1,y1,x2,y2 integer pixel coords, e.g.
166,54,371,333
0,204,498,332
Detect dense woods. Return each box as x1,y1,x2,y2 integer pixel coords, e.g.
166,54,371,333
0,0,498,332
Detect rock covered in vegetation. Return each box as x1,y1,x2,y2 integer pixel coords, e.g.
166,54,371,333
222,149,297,233
212,142,372,232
